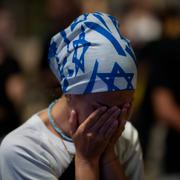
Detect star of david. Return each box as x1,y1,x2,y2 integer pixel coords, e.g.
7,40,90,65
97,62,134,91
48,41,57,61
72,26,91,75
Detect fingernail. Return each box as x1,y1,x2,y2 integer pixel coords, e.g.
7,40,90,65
122,108,128,113
112,106,118,111
101,106,107,111
113,120,118,126
124,103,131,108
121,119,126,126
115,109,121,116
71,109,75,114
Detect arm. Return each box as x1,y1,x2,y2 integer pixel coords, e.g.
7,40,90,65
152,87,180,131
100,137,144,180
100,150,127,180
117,122,144,180
69,106,121,180
100,104,144,180
5,74,26,108
100,106,129,180
75,156,99,180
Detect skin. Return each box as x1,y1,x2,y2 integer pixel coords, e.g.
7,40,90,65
152,87,180,131
38,90,134,180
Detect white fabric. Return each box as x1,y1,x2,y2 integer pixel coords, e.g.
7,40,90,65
48,12,137,94
0,114,144,180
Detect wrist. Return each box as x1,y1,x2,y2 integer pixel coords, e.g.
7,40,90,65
100,149,118,165
75,154,99,167
75,154,100,180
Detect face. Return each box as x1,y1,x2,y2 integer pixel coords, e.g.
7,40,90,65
67,90,135,126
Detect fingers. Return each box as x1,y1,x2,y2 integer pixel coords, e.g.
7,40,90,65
119,107,127,124
124,102,131,109
98,108,121,135
76,102,130,140
117,104,129,132
104,120,118,139
81,106,107,130
91,106,119,131
69,110,78,135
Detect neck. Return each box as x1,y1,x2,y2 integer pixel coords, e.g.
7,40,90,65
52,96,72,138
40,96,72,139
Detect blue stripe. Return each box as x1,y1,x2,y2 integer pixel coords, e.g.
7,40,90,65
120,35,137,64
84,60,99,93
71,13,88,31
93,13,111,32
84,22,126,56
125,46,137,64
94,12,104,16
60,31,70,53
108,15,121,37
48,41,57,62
60,31,70,45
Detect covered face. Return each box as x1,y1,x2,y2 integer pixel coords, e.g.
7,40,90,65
48,12,137,94
68,90,134,125
48,12,137,124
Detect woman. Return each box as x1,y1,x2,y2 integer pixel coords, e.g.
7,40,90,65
0,12,143,180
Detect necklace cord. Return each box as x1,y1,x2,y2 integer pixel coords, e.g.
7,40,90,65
48,100,73,143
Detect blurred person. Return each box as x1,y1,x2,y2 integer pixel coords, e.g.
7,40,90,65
120,1,162,159
132,6,180,179
151,8,180,179
0,6,25,142
122,2,162,48
0,12,143,179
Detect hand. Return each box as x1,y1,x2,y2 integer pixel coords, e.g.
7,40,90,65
69,106,121,163
101,103,131,163
109,103,130,147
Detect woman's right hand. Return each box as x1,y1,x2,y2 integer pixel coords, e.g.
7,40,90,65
69,106,121,163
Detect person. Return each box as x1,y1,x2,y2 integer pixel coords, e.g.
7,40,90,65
0,12,143,179
131,8,180,178
0,7,25,142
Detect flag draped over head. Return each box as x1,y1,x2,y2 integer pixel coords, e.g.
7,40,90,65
48,12,137,94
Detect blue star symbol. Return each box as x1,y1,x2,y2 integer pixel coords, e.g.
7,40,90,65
71,13,88,31
120,35,136,64
48,41,57,62
72,25,91,75
84,60,134,93
97,62,134,91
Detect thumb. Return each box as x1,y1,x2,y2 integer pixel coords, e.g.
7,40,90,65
69,109,78,136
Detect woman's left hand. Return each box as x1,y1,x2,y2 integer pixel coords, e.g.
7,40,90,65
101,103,131,163
69,106,121,163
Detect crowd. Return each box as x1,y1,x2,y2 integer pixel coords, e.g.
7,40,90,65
0,0,179,179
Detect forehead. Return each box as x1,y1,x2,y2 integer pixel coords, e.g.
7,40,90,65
84,90,134,107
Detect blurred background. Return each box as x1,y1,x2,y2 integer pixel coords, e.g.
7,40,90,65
0,0,180,179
